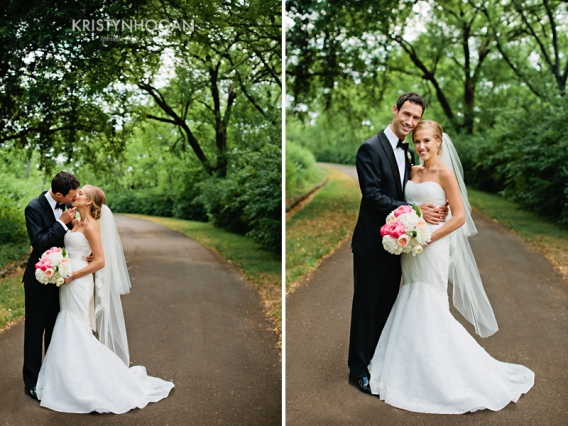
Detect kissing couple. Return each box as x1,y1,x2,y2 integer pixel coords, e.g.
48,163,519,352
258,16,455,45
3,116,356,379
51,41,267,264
23,171,173,413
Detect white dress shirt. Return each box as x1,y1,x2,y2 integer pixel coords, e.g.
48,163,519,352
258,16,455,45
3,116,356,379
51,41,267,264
44,192,69,232
385,125,407,188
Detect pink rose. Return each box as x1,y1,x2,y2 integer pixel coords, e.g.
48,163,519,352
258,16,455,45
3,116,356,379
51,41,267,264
44,268,54,278
397,234,410,247
380,223,390,237
45,247,61,255
393,205,413,218
35,259,51,271
387,221,406,239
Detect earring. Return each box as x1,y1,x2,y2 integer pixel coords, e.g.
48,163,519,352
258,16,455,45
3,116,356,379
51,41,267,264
437,144,441,147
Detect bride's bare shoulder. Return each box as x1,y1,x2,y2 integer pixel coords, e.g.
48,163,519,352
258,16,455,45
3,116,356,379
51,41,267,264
83,219,100,238
438,164,459,190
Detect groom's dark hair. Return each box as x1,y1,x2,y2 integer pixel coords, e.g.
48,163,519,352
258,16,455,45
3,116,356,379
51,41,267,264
396,92,426,117
51,171,80,196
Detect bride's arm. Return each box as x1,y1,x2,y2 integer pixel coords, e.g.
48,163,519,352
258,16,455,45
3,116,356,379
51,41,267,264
427,169,466,244
64,222,105,283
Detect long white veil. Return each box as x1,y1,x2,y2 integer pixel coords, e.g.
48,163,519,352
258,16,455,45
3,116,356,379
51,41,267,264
440,133,499,338
94,204,132,365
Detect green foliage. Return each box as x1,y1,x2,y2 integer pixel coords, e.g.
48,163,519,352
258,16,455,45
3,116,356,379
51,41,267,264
197,144,282,253
456,99,568,222
0,174,41,269
285,141,325,198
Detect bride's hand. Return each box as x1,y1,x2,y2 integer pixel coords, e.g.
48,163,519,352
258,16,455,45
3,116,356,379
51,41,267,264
63,275,74,284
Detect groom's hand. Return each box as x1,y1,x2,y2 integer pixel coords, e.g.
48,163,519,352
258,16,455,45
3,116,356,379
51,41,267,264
419,203,447,224
60,207,77,224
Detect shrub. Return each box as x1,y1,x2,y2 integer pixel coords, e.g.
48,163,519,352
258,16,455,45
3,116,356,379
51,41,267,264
286,141,326,198
197,144,282,253
455,100,568,222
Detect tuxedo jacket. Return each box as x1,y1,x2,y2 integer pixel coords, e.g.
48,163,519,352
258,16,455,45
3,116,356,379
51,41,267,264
23,192,70,286
351,130,416,260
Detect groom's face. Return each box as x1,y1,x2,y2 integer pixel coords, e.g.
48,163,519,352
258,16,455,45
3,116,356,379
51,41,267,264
391,101,423,139
55,189,79,204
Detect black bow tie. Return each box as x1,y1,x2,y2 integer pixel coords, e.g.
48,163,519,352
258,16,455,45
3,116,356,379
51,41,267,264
396,139,408,151
55,203,65,210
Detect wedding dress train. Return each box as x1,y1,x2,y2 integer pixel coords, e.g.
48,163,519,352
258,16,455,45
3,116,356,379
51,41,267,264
368,181,534,414
36,231,174,413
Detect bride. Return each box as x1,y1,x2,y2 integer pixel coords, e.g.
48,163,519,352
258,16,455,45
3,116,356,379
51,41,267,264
36,185,174,413
368,121,534,413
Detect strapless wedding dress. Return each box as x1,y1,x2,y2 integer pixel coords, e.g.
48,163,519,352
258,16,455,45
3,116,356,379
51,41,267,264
36,231,174,413
368,181,534,414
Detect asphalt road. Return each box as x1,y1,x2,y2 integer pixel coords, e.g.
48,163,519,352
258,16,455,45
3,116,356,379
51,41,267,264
0,216,281,425
287,164,568,425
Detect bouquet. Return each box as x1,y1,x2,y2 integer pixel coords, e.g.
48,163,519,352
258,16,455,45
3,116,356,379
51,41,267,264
34,247,72,286
380,205,431,256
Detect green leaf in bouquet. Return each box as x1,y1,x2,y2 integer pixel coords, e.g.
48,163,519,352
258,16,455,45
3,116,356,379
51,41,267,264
411,231,417,238
412,203,422,217
62,247,67,256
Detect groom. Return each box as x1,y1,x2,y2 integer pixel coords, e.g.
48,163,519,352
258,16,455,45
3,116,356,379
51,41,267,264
22,171,79,400
348,92,445,392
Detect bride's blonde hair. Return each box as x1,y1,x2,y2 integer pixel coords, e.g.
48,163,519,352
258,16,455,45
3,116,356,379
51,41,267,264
82,185,106,220
413,120,444,155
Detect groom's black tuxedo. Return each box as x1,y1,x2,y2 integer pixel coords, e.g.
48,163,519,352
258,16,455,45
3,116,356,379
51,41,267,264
348,130,415,381
22,191,71,388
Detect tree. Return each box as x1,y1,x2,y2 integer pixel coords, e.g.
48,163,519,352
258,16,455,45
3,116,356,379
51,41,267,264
137,0,281,177
479,0,568,99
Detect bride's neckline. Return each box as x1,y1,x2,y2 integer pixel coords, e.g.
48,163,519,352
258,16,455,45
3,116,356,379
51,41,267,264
407,180,444,190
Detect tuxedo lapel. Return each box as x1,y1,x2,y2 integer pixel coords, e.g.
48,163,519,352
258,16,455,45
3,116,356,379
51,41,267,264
38,191,56,223
377,131,403,198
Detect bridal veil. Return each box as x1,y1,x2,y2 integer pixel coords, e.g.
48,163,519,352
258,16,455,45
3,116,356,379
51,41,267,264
440,133,499,338
94,204,132,365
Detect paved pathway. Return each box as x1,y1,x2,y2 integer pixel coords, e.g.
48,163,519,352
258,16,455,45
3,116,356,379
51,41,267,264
0,216,281,425
287,164,568,425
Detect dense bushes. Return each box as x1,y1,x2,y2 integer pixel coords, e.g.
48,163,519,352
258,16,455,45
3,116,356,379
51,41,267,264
454,100,568,222
197,144,282,253
0,176,38,269
106,145,282,253
286,141,326,198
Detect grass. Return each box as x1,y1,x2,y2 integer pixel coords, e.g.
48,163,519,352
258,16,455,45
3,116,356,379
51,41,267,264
0,274,25,331
468,188,568,279
126,215,283,340
286,167,361,291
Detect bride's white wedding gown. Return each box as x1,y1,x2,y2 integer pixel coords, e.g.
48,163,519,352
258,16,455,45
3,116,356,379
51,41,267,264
36,231,174,413
368,181,534,414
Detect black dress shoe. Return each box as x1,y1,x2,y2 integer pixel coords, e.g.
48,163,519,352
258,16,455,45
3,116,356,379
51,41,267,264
25,386,38,401
349,374,371,394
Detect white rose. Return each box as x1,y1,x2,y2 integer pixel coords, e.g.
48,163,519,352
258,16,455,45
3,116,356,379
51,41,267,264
56,277,65,286
399,212,418,229
35,269,45,282
412,244,424,256
49,252,64,264
386,212,396,223
415,228,431,245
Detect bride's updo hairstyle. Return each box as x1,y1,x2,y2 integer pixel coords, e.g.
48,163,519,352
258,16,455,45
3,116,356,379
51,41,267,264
82,185,106,220
413,120,444,156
